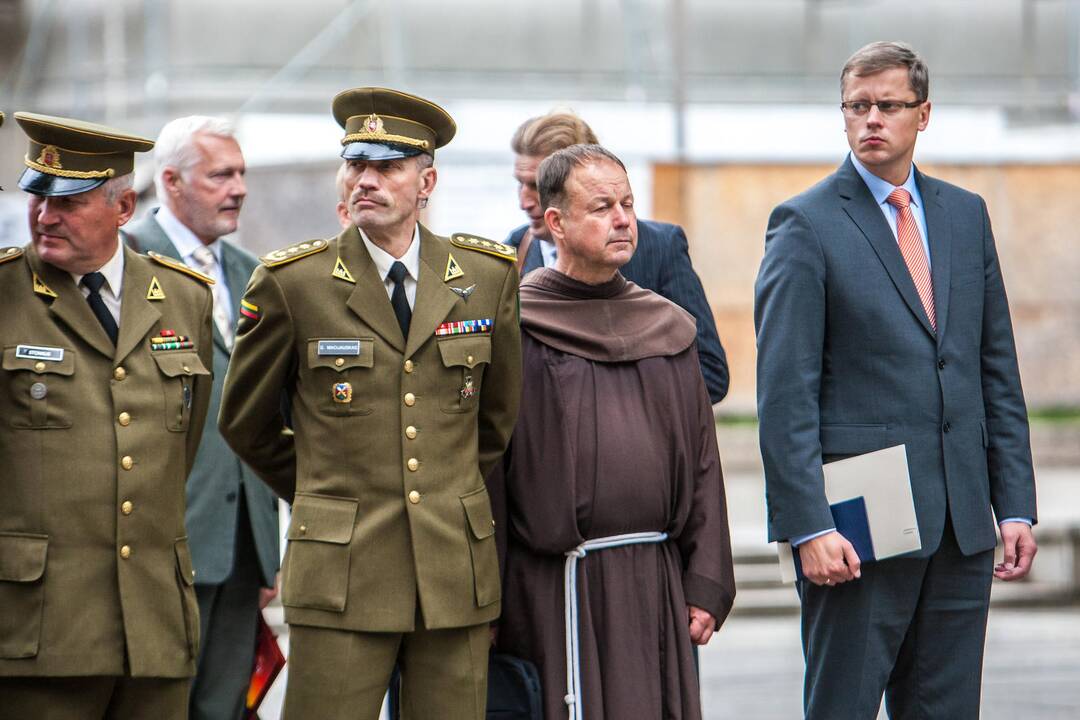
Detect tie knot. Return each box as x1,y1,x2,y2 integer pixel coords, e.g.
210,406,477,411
192,245,217,269
388,261,409,284
81,271,107,293
887,188,912,209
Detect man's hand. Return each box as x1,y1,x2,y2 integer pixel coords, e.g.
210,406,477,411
259,571,281,610
995,522,1037,581
797,531,861,586
688,605,715,646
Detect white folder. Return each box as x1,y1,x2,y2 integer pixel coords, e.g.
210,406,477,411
776,444,922,583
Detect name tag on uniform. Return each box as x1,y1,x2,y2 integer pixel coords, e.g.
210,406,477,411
317,340,362,356
15,344,65,362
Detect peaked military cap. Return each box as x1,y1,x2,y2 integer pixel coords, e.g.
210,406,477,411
14,112,154,197
332,87,456,161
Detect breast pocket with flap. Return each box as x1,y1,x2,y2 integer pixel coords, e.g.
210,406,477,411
437,336,492,414
152,351,211,432
306,338,376,416
2,345,76,429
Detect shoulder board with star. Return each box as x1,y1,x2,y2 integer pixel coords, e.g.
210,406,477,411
147,251,215,285
0,246,24,266
450,233,516,262
260,239,330,268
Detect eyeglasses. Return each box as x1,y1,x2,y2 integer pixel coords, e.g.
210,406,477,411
841,100,923,117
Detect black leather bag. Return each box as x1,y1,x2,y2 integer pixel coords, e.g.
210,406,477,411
486,653,543,720
388,652,542,720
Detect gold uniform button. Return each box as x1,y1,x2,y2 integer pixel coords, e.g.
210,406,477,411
408,490,421,504
34,361,46,373
121,500,133,515
466,355,474,365
405,425,418,440
182,365,191,374
407,458,419,472
118,412,131,427
121,456,134,470
335,357,345,368
298,524,307,535
114,367,127,381
119,545,131,559
404,359,415,373
404,392,416,407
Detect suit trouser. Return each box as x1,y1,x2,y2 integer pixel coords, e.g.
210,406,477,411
283,621,490,720
798,516,994,720
189,497,264,720
0,675,189,720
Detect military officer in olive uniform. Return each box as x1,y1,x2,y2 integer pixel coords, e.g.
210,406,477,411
0,114,214,719
219,88,522,720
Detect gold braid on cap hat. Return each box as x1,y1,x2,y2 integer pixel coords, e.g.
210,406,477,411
340,114,431,150
24,144,117,179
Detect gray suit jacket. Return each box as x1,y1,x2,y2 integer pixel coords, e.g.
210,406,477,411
755,158,1036,558
123,209,279,586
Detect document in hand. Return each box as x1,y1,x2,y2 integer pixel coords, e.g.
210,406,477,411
776,444,922,583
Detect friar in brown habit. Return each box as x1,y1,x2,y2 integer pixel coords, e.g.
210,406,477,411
488,144,735,720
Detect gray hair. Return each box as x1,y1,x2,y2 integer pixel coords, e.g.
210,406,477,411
102,174,135,205
841,41,929,102
153,115,237,196
537,143,626,213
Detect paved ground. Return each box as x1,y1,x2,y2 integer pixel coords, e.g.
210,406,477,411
700,607,1080,719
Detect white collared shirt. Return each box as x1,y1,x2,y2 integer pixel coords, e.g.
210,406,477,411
360,225,420,310
538,238,558,268
71,240,125,325
153,205,233,323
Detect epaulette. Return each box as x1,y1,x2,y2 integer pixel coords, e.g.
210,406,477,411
260,239,330,268
0,246,24,266
450,233,516,262
148,251,215,284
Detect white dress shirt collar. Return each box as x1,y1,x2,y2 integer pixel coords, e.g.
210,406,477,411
71,239,125,301
154,204,222,264
360,225,421,310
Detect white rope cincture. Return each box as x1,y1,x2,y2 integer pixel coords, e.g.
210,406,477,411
563,531,669,720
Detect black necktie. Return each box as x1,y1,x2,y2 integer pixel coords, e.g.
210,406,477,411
388,261,412,339
81,272,119,345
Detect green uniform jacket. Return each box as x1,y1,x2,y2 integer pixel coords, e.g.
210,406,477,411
0,244,214,678
219,224,521,632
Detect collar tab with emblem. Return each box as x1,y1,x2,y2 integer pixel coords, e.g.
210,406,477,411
332,256,356,283
146,275,166,300
443,252,465,282
261,239,329,268
450,233,516,262
32,272,58,297
147,251,214,285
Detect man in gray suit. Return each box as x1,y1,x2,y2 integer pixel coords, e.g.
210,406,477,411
122,116,280,720
755,42,1037,719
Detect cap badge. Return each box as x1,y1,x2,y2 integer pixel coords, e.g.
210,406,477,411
364,114,385,134
36,145,63,170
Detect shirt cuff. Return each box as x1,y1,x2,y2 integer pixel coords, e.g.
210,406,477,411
790,528,836,547
999,517,1033,526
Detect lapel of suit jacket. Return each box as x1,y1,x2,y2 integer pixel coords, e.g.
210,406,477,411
115,245,163,364
837,159,936,338
219,240,257,355
340,225,407,353
405,224,462,359
916,168,953,344
26,245,116,359
524,233,545,274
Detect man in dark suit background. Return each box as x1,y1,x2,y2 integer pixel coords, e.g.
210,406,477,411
755,42,1037,719
122,116,280,720
506,112,729,403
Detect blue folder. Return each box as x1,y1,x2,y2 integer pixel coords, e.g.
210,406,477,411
792,496,876,582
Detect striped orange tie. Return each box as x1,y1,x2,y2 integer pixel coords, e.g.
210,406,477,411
887,188,936,330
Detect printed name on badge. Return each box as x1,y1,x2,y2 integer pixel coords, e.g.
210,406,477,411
317,340,362,356
15,344,65,362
